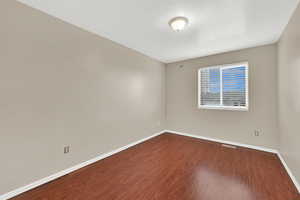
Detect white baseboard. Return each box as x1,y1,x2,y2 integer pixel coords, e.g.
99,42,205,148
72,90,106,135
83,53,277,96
1,129,299,199
166,129,300,193
0,131,165,200
276,153,300,193
165,130,277,153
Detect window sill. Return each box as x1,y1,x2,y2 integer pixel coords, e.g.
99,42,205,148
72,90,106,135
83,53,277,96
198,105,248,111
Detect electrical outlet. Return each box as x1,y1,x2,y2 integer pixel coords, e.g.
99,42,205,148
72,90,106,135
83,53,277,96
64,146,70,154
254,130,260,136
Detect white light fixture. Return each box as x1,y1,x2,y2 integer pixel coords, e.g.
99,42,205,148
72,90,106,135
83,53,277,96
169,16,189,32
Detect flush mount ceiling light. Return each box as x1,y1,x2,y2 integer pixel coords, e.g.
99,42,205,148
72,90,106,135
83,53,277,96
169,16,189,32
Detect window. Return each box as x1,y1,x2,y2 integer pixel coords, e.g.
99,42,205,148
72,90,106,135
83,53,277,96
198,62,248,111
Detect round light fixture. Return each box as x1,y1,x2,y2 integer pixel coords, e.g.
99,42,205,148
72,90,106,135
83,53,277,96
169,16,189,32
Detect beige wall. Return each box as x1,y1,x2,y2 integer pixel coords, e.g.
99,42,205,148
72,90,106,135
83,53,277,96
166,44,279,149
1,0,299,196
0,0,165,195
278,3,300,184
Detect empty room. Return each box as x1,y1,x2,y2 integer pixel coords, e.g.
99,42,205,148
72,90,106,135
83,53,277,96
1,0,300,199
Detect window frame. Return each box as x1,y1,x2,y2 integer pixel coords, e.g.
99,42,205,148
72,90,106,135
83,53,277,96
198,62,249,111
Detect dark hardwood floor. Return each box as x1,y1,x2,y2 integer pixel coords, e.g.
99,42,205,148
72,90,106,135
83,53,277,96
10,133,299,200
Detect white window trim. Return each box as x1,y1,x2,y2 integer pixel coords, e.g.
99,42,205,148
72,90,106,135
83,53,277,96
198,62,249,111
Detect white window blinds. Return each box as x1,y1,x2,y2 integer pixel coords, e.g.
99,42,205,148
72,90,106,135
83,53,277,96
198,62,248,111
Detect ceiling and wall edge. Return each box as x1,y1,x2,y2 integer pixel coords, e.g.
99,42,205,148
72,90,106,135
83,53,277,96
15,1,165,65
16,0,300,64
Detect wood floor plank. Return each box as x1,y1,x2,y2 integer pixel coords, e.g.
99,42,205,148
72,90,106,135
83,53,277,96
10,133,299,200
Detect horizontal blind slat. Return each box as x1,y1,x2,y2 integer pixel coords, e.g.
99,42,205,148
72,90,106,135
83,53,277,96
199,64,248,108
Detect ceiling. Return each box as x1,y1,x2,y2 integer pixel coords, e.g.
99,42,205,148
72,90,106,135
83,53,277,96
17,0,300,63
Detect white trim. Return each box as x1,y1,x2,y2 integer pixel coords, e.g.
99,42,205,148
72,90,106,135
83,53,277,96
276,152,300,193
198,69,201,107
198,62,249,111
198,105,248,111
166,129,300,193
0,131,165,200
165,130,277,153
1,130,299,199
